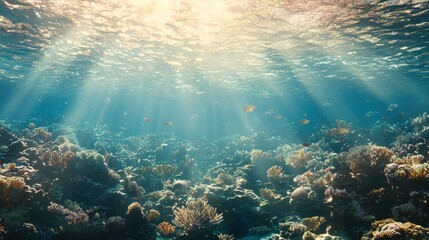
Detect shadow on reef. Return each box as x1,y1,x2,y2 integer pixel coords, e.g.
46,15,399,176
1,113,429,239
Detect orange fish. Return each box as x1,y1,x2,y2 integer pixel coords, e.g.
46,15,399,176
163,121,173,126
335,128,350,135
144,117,152,122
299,119,310,125
243,105,256,112
274,115,282,120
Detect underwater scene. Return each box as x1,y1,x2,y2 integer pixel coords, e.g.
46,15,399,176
1,0,429,239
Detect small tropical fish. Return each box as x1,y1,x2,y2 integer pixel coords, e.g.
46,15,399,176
243,105,256,112
299,119,310,125
190,113,199,120
144,117,152,122
335,128,350,135
163,121,173,126
322,102,332,107
387,103,398,111
274,115,282,120
265,108,273,115
325,127,351,137
397,112,404,118
365,111,378,118
302,142,311,147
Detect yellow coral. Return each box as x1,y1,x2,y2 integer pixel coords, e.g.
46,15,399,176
9,177,25,190
0,177,11,189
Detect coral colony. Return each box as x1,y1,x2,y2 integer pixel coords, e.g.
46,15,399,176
1,113,429,239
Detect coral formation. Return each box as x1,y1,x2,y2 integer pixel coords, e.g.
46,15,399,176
157,221,176,237
172,198,223,237
1,111,429,239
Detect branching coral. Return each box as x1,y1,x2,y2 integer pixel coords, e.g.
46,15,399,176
218,233,235,240
324,186,347,203
47,202,89,225
259,188,278,201
411,112,429,134
214,173,235,186
392,155,424,165
40,149,75,168
407,163,429,180
172,198,223,234
286,149,312,169
267,166,284,182
300,216,326,232
250,149,271,162
157,221,176,237
344,145,394,181
25,127,52,143
153,164,177,176
0,176,26,209
106,216,125,234
341,145,394,191
363,218,429,240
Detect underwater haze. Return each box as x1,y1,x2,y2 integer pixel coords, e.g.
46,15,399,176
1,0,429,239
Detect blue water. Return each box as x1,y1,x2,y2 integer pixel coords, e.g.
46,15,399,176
1,0,429,142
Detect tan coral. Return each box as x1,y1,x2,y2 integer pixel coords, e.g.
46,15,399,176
9,177,25,191
152,164,177,176
301,216,326,232
214,173,235,186
345,145,394,179
267,166,284,182
157,221,175,236
218,233,235,240
286,149,312,169
146,209,161,221
259,188,277,201
173,199,223,233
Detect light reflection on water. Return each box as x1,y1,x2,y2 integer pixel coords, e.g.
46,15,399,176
0,0,427,95
0,0,428,138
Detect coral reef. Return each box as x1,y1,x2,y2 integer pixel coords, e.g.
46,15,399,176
173,198,223,239
1,112,429,239
362,218,429,239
